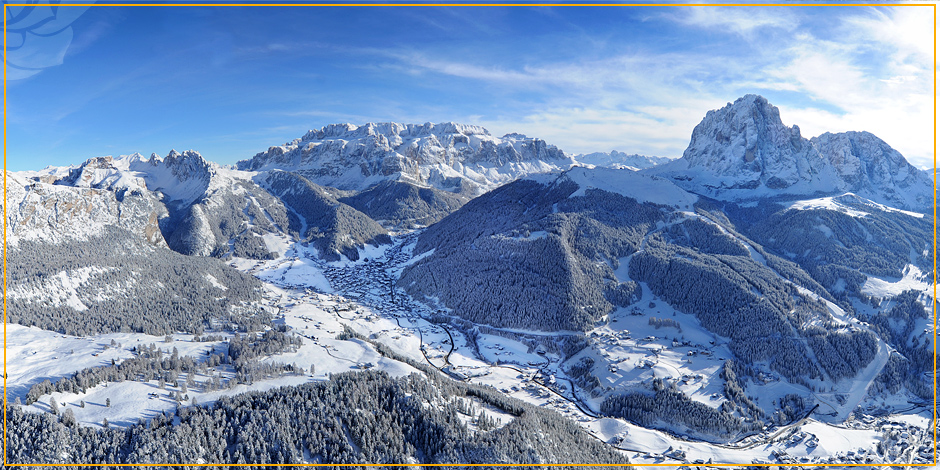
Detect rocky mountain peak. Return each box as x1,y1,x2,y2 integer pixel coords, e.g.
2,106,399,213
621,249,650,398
296,122,492,144
55,155,132,189
681,94,829,190
811,131,932,210
646,94,931,211
81,155,116,169
152,149,216,183
812,131,916,183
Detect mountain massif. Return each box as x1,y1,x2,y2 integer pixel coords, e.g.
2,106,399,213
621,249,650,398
648,95,933,212
236,122,575,194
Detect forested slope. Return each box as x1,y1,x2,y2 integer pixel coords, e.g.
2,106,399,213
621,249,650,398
399,177,662,331
7,371,629,468
5,227,267,336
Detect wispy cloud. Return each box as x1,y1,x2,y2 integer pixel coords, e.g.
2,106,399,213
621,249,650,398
474,104,712,159
842,6,933,66
371,49,761,156
394,49,744,103
10,5,932,171
667,6,799,37
386,7,933,165
760,8,933,167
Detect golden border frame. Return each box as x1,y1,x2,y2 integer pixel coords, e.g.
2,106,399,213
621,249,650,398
1,2,936,467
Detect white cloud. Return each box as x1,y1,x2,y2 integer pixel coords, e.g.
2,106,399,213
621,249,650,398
387,51,739,157
471,101,721,159
762,8,933,167
669,6,799,36
842,6,933,65
397,50,739,104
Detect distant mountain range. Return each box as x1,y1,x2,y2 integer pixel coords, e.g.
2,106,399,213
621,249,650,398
574,150,672,170
7,95,932,265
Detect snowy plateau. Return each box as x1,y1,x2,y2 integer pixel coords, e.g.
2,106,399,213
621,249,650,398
3,95,937,467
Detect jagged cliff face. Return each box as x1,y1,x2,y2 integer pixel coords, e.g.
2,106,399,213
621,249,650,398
7,148,390,262
236,122,576,194
646,95,933,212
5,166,167,248
811,131,933,211
4,149,223,250
134,150,214,205
135,150,294,258
647,95,840,199
682,95,835,190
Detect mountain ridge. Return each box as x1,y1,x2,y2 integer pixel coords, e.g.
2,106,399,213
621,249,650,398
575,150,673,170
235,121,577,195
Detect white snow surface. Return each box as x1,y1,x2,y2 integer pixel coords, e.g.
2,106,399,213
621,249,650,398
560,166,698,209
574,151,673,170
861,264,930,299
5,324,224,404
788,193,925,219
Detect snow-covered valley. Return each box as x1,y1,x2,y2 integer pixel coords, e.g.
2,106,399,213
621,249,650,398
10,228,933,467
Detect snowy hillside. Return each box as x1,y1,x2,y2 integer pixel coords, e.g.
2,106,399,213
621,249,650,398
559,166,697,209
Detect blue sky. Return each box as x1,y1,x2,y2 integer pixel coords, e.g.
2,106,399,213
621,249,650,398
4,4,935,171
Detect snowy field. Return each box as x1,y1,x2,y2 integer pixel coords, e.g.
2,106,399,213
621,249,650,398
6,324,226,402
788,193,926,219
861,264,931,300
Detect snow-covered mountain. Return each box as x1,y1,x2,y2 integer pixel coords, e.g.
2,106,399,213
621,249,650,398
810,131,933,212
5,159,167,247
400,164,922,436
574,150,672,170
646,95,933,212
7,150,390,262
400,166,693,332
236,122,577,194
645,95,839,200
38,150,216,206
